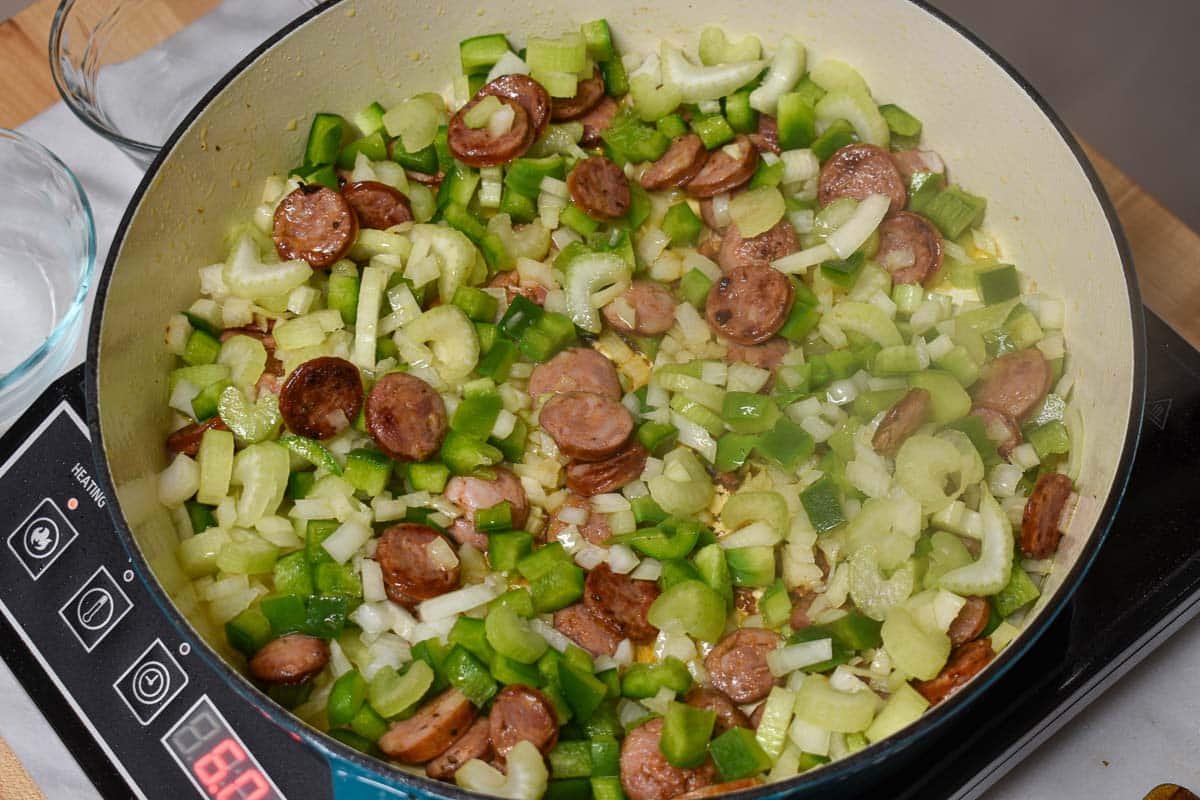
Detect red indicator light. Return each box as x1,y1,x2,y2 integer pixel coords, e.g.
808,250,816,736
67,498,78,510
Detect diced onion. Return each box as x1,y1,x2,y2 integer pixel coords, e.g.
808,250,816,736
826,194,889,258
768,639,833,676
322,519,372,564
631,558,662,581
989,463,1023,498
426,537,460,570
158,454,200,508
788,718,832,757
773,243,834,274
1010,443,1041,470
575,543,609,570
361,559,387,603
558,505,590,525
709,193,732,228
417,578,504,621
720,520,782,549
607,544,640,574
530,618,573,652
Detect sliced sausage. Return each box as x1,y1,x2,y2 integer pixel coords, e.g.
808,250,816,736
444,468,530,550
817,143,908,216
489,685,559,759
539,391,634,461
876,211,944,285
579,96,619,148
566,440,649,497
704,628,781,704
366,372,447,462
489,269,548,306
913,639,995,706
448,95,533,168
249,634,330,685
717,220,799,274
425,717,493,781
735,587,758,615
547,495,613,545
620,718,716,800
1021,472,1074,559
789,590,819,631
379,687,479,763
553,603,623,657
478,74,551,141
684,688,751,735
724,338,790,372
684,135,759,198
568,156,631,220
678,779,763,799
279,356,363,440
948,596,990,646
551,68,606,121
602,280,677,336
970,407,1022,459
166,416,229,457
871,388,932,456
705,265,794,345
583,563,660,644
974,348,1052,422
640,135,708,191
272,184,358,269
341,180,413,230
375,523,461,607
404,168,444,188
891,149,945,183
528,347,622,400
748,114,780,155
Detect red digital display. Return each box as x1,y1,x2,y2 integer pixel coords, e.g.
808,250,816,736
162,696,283,800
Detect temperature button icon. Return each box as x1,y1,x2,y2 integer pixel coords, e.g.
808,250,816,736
114,638,189,726
59,566,134,652
6,498,79,580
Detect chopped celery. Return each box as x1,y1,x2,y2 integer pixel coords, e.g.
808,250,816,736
864,683,928,743
793,674,877,733
460,33,511,74
906,370,971,424
647,580,726,642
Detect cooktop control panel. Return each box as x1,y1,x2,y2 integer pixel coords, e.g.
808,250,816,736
0,368,331,799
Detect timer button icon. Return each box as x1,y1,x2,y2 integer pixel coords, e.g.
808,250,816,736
114,639,189,726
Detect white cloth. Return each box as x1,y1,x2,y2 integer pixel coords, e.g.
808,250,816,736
4,3,1199,798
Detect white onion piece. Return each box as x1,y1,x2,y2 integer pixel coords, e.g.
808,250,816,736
768,639,833,676
826,194,889,258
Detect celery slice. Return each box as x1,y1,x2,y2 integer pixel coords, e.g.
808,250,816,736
698,26,763,66
894,435,968,514
815,90,889,148
648,448,713,516
937,488,1014,596
217,386,281,444
793,674,877,733
748,36,806,115
351,265,388,369
403,305,480,384
223,235,312,301
719,490,790,538
864,684,928,743
828,301,902,347
196,427,235,506
659,44,766,103
562,252,631,333
383,96,442,152
728,186,786,238
647,580,727,643
880,605,950,681
231,441,290,527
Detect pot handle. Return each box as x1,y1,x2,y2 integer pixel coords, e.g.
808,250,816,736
329,758,418,799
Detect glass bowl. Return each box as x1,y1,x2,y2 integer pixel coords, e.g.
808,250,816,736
49,0,320,167
0,129,96,427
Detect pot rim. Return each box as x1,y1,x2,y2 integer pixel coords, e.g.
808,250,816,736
84,0,1147,794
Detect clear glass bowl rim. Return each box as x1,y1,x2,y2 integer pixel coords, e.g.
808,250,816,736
48,0,162,158
0,128,97,391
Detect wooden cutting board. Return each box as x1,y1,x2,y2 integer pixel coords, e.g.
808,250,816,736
0,1,1198,797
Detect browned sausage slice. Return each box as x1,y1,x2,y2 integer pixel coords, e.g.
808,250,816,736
948,596,990,646
684,135,759,198
970,407,1023,459
379,687,479,763
551,68,607,121
748,114,780,155
425,716,493,781
876,211,944,285
872,388,932,456
1021,472,1073,559
913,639,995,705
818,143,908,216
279,357,363,440
734,587,758,615
579,96,619,148
724,338,790,372
478,74,552,141
974,348,1052,422
640,135,709,191
601,280,677,336
375,523,461,607
489,269,548,306
167,416,230,457
489,685,559,759
620,718,716,800
547,495,613,545
444,468,530,550
704,628,782,704
448,95,533,168
341,180,414,230
568,156,631,220
272,185,358,269
677,779,763,799
717,220,799,274
249,634,329,685
566,440,649,497
539,391,634,461
528,347,622,400
584,563,660,644
705,265,794,345
553,603,623,656
683,688,751,736
789,590,819,631
365,371,448,460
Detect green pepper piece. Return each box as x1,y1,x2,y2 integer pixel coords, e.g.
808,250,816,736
659,701,715,768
